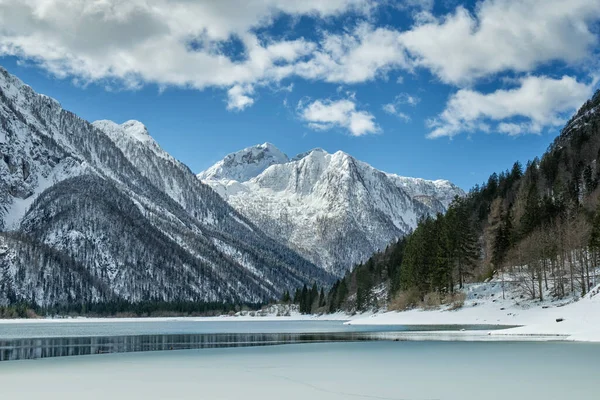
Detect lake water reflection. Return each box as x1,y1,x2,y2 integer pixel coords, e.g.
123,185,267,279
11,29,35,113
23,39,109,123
1,331,384,361
0,321,512,361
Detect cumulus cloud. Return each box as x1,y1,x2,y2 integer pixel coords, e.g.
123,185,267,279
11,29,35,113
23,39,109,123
1,0,599,134
299,98,380,136
0,0,372,109
427,75,596,138
226,84,255,111
293,23,409,83
400,0,600,84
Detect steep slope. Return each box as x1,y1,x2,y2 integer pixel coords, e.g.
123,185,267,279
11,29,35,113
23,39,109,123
0,232,110,307
200,145,464,276
0,66,331,308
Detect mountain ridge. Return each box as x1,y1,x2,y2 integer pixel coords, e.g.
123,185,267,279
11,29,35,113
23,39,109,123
199,143,464,275
0,65,332,309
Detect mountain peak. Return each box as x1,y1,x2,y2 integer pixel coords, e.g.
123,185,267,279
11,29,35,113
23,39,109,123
291,147,329,161
0,66,25,91
93,119,154,145
198,143,289,182
259,142,278,150
120,120,152,143
1,66,61,109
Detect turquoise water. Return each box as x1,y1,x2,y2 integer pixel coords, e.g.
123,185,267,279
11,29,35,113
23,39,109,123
0,341,597,400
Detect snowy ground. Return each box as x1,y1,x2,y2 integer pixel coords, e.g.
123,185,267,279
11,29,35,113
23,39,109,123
347,279,600,342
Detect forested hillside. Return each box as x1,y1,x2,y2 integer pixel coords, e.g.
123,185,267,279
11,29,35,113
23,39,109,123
320,90,600,314
0,66,333,315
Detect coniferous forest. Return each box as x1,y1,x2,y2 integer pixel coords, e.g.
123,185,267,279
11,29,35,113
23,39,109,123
318,90,600,314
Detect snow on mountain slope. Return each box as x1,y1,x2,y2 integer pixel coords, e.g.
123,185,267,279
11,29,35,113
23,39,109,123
0,66,331,308
200,145,464,276
93,119,218,223
0,68,90,231
198,142,289,182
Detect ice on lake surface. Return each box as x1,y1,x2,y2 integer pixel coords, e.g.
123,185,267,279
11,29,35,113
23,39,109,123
0,320,507,339
0,321,513,361
1,341,598,400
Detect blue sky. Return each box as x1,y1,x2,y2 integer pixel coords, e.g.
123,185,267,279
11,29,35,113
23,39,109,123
1,0,599,189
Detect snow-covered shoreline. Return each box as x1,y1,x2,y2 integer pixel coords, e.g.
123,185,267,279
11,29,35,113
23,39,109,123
0,310,352,325
346,281,600,343
1,282,598,343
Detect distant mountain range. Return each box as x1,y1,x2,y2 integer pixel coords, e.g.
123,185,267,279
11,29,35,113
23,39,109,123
0,66,332,309
199,143,464,276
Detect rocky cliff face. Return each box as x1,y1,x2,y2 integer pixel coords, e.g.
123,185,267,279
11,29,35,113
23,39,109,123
200,145,464,276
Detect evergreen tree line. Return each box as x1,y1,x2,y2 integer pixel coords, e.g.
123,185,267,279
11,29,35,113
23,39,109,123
280,283,327,314
324,197,479,312
0,300,263,319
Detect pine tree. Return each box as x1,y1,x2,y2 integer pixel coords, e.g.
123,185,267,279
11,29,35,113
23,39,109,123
293,288,301,304
510,161,523,181
299,285,308,314
492,207,513,268
446,198,479,289
318,288,326,307
310,283,318,313
521,182,541,235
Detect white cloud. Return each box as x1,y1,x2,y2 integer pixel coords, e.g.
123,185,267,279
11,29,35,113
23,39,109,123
497,122,537,136
1,0,599,133
293,23,409,83
0,0,373,110
400,0,600,84
226,84,254,111
428,75,595,138
382,93,420,121
299,98,380,136
383,104,411,122
395,93,420,106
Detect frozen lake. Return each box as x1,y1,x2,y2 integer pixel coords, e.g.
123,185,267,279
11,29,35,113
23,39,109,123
0,319,505,339
0,320,510,361
1,341,598,400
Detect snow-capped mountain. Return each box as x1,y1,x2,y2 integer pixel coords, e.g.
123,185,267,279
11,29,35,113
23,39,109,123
199,142,290,182
0,66,332,308
200,145,464,276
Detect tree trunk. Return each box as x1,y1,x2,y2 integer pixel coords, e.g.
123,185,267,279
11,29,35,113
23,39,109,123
580,250,586,297
543,258,549,291
568,249,574,295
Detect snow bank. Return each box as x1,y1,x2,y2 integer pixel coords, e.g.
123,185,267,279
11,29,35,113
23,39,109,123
347,281,600,342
